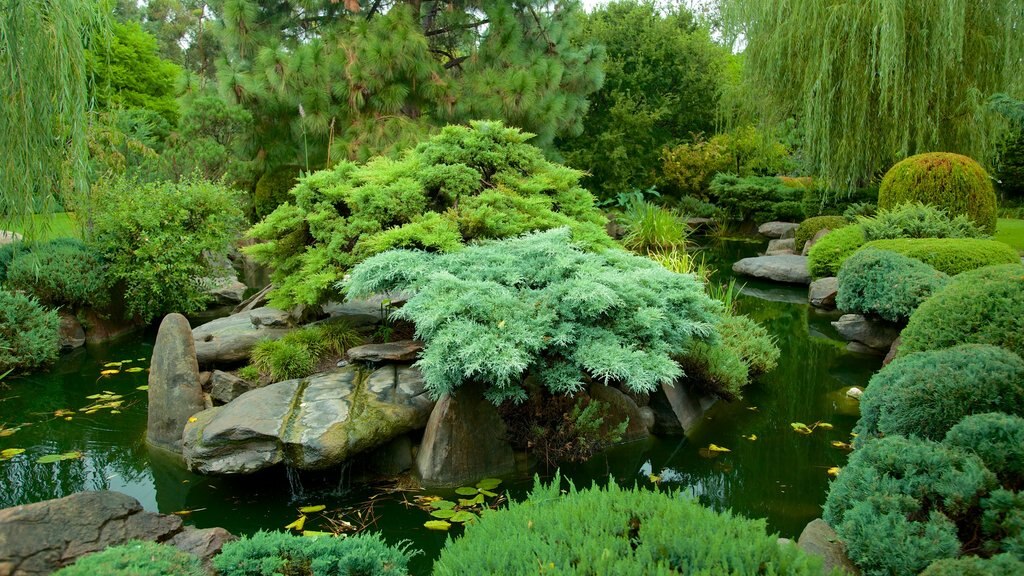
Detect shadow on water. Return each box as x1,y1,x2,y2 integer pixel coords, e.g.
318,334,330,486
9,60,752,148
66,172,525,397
0,239,879,574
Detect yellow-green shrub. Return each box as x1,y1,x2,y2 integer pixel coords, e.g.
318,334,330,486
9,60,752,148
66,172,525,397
857,238,1018,276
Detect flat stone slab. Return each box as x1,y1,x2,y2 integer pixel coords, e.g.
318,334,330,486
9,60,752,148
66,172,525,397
758,221,799,239
346,340,423,363
732,255,811,284
192,307,293,365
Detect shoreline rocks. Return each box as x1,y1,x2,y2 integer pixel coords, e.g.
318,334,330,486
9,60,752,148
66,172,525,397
192,307,293,366
147,314,206,453
758,221,799,239
733,255,811,284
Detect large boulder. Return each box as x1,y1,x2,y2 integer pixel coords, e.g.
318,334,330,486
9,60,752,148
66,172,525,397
204,277,247,306
192,307,293,366
345,340,423,363
797,518,860,575
759,221,799,239
801,228,831,256
57,311,85,351
765,238,797,256
647,381,716,435
323,293,411,328
183,365,434,474
831,314,901,351
808,277,839,309
732,255,811,284
589,384,649,443
147,314,206,453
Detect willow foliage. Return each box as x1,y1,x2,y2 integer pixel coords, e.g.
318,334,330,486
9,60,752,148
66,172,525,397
721,0,1024,190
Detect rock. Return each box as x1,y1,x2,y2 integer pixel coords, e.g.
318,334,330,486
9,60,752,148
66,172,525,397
183,365,434,474
346,340,423,363
589,384,649,443
758,221,800,239
166,526,237,571
0,231,21,246
685,217,713,231
846,387,863,400
80,308,140,345
846,341,884,355
739,284,809,305
802,228,832,256
808,277,839,308
323,293,411,328
831,314,901,351
797,518,860,575
57,311,85,351
210,370,255,405
648,381,715,435
638,406,655,432
732,255,811,284
883,335,902,367
192,307,293,366
147,314,206,453
766,238,797,256
232,284,273,314
416,381,515,486
364,434,414,476
778,537,793,546
204,276,247,306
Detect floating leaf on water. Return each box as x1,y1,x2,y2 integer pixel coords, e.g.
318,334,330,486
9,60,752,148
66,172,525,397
299,505,326,514
817,422,834,430
430,500,456,510
85,394,103,400
0,448,25,460
454,487,478,496
124,367,144,373
827,467,841,477
648,474,661,483
476,478,502,490
136,386,149,391
284,515,307,531
0,427,19,438
742,434,757,441
830,441,851,450
449,511,477,523
136,358,146,361
424,520,451,531
430,509,456,519
478,489,498,498
103,362,122,368
302,531,334,538
706,444,731,453
791,422,813,435
61,451,83,460
746,406,758,411
458,498,478,507
100,370,119,376
110,410,121,414
36,454,66,464
120,359,133,364
64,417,72,421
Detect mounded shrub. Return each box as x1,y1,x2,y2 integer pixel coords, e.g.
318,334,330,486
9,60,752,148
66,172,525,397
879,152,998,234
0,289,60,375
794,215,849,251
854,344,1024,444
53,541,204,576
0,241,25,283
857,238,1018,276
253,164,302,220
899,264,1024,358
5,239,110,309
836,248,949,322
807,224,866,278
213,531,414,576
681,313,780,399
433,473,824,575
859,201,988,241
922,554,1024,576
980,489,1024,557
707,173,805,224
945,413,1024,488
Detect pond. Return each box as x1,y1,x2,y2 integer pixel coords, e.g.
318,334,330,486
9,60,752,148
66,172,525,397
0,239,879,574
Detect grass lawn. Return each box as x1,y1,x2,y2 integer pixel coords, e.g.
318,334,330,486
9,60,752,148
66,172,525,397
3,212,81,241
996,218,1024,254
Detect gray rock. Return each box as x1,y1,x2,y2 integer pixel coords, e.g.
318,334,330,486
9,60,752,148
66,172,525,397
166,526,237,571
758,221,800,239
0,230,21,246
589,384,649,443
192,307,292,366
732,255,811,284
832,314,901,351
58,311,85,351
210,370,256,405
204,277,247,306
183,365,434,474
685,217,714,230
766,238,797,256
346,340,423,363
416,381,515,486
638,406,656,432
232,283,273,314
323,293,412,328
365,435,414,476
81,308,140,345
802,228,832,256
846,341,883,355
147,314,206,453
809,277,839,308
883,335,902,367
648,381,715,435
797,518,860,575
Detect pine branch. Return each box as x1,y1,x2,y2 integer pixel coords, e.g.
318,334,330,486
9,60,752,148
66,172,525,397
425,19,490,37
365,0,383,20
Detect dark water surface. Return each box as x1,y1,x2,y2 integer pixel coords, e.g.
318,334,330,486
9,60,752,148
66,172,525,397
0,239,879,574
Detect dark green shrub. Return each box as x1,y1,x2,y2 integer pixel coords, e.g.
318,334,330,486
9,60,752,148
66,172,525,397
841,201,877,220
5,239,110,309
0,241,25,283
900,264,1024,358
681,314,780,399
836,248,949,322
807,224,867,278
253,165,302,220
857,238,1018,275
922,554,1024,576
794,215,849,251
981,489,1024,556
0,289,60,375
618,200,689,253
673,195,719,219
433,473,824,575
823,436,996,576
801,184,877,218
879,152,998,233
213,531,414,576
53,541,204,576
945,413,1024,488
859,201,989,241
855,344,1024,443
707,173,805,224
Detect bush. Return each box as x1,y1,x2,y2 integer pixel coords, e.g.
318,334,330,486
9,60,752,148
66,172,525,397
879,152,998,234
253,165,302,220
707,173,805,224
841,201,876,220
836,248,949,322
53,541,204,576
807,224,866,278
213,531,414,576
859,201,989,241
500,394,628,466
801,184,878,218
5,239,110,309
681,314,779,399
250,321,362,382
346,228,723,403
0,241,25,284
794,215,849,252
823,436,996,576
857,237,1019,276
980,489,1024,556
618,200,689,253
433,473,823,575
89,176,245,323
899,264,1024,358
945,413,1024,488
922,554,1024,576
0,289,60,375
854,345,1024,444
673,195,719,219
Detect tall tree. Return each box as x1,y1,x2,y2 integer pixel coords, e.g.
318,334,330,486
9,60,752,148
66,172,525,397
720,0,1024,190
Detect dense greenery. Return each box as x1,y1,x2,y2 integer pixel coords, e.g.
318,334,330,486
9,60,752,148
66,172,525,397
879,153,999,233
4,239,110,310
618,200,690,253
922,554,1024,576
253,166,302,220
679,314,779,400
247,122,613,309
857,238,1019,276
800,184,877,218
836,249,948,322
794,216,848,252
213,531,414,576
807,225,867,278
0,289,60,375
248,321,362,383
945,413,1024,488
53,541,204,576
433,474,824,575
707,173,804,224
347,229,723,404
858,202,989,241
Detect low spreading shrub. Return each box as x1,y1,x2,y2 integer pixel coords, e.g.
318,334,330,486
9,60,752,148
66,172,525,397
0,289,60,375
53,541,204,576
708,173,805,224
4,239,110,310
673,195,719,219
800,184,877,218
0,241,25,284
854,344,1024,444
980,489,1024,557
248,321,362,382
859,202,989,241
681,314,780,399
794,215,849,252
618,200,689,253
807,224,866,277
213,531,414,576
836,248,949,322
945,413,1024,489
899,264,1024,358
841,201,876,220
433,473,824,575
857,238,1018,276
922,554,1024,576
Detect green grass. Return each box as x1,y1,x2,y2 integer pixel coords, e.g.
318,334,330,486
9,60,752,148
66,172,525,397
3,213,81,241
996,218,1024,254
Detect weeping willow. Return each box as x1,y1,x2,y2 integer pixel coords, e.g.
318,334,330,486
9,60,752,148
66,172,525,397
0,0,106,236
721,0,1024,190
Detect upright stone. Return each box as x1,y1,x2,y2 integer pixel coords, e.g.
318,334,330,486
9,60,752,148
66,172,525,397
797,518,860,575
147,314,206,453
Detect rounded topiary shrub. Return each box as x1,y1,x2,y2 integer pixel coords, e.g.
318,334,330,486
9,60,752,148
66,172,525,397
854,344,1024,444
53,541,204,576
879,152,998,233
857,238,1019,276
899,264,1024,358
0,289,60,375
945,413,1024,488
213,531,414,576
836,248,949,322
794,215,849,252
434,474,823,575
922,554,1024,576
807,224,866,278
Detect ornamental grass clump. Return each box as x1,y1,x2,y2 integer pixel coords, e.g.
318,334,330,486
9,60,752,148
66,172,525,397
836,248,949,322
248,321,362,383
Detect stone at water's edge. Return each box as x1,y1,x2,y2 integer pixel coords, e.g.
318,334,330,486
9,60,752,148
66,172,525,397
232,283,273,314
808,277,839,308
416,382,515,487
57,310,85,351
147,314,206,453
766,237,797,256
183,365,434,474
346,340,423,363
802,228,832,256
758,221,799,239
80,308,140,345
589,383,650,442
732,255,811,284
797,518,860,575
648,381,716,436
192,307,293,365
204,276,248,306
831,314,901,351
210,370,256,405
882,335,902,367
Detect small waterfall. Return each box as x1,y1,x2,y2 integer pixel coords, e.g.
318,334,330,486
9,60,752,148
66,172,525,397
285,466,305,500
332,461,351,496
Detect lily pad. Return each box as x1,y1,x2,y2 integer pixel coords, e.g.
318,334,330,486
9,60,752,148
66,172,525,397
430,500,457,510
449,510,477,523
454,486,479,496
424,520,451,531
430,509,456,519
299,505,326,514
478,489,498,498
791,422,813,435
136,385,149,391
0,448,25,460
36,454,66,464
124,367,144,373
476,478,502,490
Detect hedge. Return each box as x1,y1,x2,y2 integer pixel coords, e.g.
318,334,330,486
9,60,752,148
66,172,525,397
836,248,948,322
857,238,1018,276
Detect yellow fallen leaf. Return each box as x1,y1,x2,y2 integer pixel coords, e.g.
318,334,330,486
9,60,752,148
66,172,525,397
648,474,661,483
742,434,757,441
827,467,841,477
100,370,119,376
299,505,326,514
817,422,834,430
284,515,307,531
188,416,198,423
707,444,731,453
830,441,851,450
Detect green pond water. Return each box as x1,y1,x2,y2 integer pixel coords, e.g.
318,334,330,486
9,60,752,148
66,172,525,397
0,239,879,574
